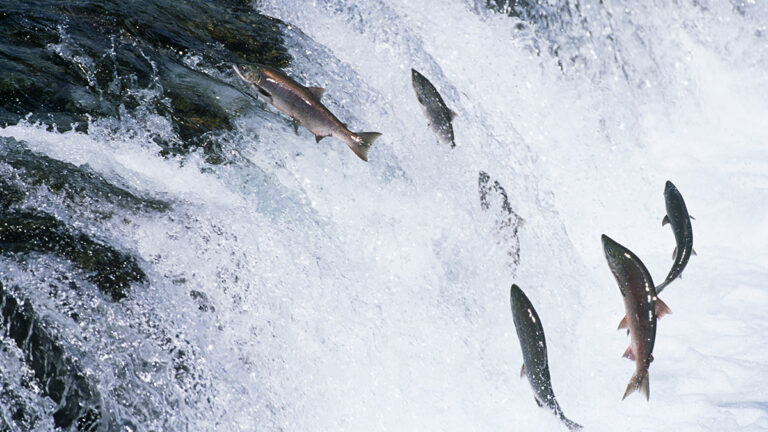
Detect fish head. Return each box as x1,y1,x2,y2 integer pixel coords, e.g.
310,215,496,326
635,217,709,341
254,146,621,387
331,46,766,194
509,284,540,327
233,64,274,101
411,68,428,91
602,234,655,297
233,64,265,85
509,284,526,311
601,234,625,266
664,180,678,199
601,234,632,279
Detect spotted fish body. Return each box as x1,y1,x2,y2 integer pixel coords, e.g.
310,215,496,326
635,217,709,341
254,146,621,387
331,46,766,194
233,64,380,161
411,69,456,147
510,284,582,430
656,181,694,294
602,235,666,400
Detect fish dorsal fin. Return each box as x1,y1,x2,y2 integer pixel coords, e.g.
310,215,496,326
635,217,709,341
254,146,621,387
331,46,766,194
449,110,458,120
662,215,670,226
307,86,325,101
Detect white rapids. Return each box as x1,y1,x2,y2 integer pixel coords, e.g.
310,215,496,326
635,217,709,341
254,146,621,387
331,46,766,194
2,1,768,430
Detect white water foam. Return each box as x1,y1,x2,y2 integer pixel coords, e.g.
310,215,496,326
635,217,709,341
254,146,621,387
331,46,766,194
2,0,767,430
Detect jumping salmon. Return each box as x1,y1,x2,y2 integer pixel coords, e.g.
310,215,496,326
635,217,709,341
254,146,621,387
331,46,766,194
411,68,456,147
233,64,381,161
510,284,582,429
656,181,695,294
602,234,669,400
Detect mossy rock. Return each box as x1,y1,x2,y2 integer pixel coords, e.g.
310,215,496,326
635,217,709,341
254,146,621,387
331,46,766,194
0,0,291,160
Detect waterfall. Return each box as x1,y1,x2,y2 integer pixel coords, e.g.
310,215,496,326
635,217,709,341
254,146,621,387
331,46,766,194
1,1,767,430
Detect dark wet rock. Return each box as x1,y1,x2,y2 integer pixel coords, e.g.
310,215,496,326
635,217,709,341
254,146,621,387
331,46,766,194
483,0,578,31
481,0,589,72
0,177,24,210
0,137,170,215
189,289,215,312
485,0,542,20
0,0,290,160
0,211,146,301
0,344,55,432
0,282,104,430
479,171,525,272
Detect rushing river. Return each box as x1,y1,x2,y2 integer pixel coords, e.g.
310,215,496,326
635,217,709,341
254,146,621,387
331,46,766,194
1,1,767,431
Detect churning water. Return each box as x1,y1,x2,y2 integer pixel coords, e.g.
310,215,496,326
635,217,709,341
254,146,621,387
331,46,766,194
1,0,767,430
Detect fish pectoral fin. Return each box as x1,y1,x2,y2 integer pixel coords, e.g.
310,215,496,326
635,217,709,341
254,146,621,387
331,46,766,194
257,87,273,101
672,246,677,259
292,120,300,134
692,248,698,256
520,363,526,378
622,346,636,361
449,109,458,120
617,316,628,330
662,215,670,226
690,215,696,220
533,397,543,407
655,297,672,318
307,86,325,101
314,134,326,143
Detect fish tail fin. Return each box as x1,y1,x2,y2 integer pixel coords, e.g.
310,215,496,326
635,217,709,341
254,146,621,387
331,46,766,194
349,132,382,162
655,280,669,295
559,414,583,431
622,369,650,401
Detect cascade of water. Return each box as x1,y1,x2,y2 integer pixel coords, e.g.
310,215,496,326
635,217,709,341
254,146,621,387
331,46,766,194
1,1,767,430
